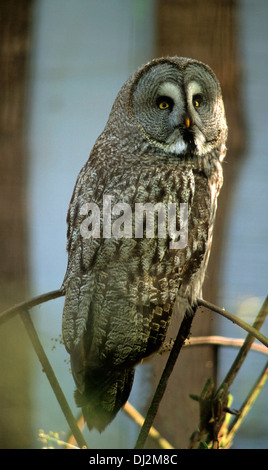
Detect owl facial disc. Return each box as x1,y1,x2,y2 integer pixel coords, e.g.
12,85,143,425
130,59,226,158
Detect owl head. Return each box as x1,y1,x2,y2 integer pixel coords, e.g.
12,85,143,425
107,57,227,160
130,57,227,158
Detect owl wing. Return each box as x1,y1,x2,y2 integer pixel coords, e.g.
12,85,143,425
62,162,213,395
61,161,99,382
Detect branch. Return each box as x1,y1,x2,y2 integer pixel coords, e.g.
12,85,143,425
134,308,195,449
224,360,268,447
0,289,64,326
124,401,174,449
20,309,87,449
216,295,268,392
190,296,268,447
160,335,268,356
197,297,268,348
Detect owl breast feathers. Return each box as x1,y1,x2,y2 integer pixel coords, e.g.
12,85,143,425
62,56,227,432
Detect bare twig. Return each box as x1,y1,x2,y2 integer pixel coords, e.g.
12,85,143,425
224,360,268,448
0,289,64,326
124,401,174,449
160,335,268,356
208,296,268,446
66,415,85,449
134,309,195,449
197,297,268,348
20,309,87,449
216,295,268,392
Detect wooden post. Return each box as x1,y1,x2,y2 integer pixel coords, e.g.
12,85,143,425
0,0,33,448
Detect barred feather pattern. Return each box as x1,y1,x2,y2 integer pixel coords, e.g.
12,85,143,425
62,57,227,431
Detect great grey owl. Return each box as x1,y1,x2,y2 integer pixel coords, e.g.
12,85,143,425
62,57,227,432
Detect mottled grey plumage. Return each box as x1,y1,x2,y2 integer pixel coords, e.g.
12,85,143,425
62,57,227,431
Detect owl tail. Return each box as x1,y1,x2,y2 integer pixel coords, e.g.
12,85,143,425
74,367,135,432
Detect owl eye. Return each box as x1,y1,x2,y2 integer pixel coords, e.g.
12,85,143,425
156,96,173,110
193,94,203,108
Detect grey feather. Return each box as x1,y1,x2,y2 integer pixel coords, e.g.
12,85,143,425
62,56,227,431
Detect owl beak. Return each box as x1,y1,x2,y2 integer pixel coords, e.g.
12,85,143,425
185,116,191,128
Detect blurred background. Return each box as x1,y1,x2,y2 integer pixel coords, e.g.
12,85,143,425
0,0,267,449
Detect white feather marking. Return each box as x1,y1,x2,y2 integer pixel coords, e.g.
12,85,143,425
166,138,187,154
158,82,182,105
187,81,202,97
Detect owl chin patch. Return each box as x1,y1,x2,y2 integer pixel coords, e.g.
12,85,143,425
166,138,188,155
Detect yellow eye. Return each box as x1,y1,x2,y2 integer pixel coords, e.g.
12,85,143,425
193,94,203,108
159,101,170,110
156,96,173,110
